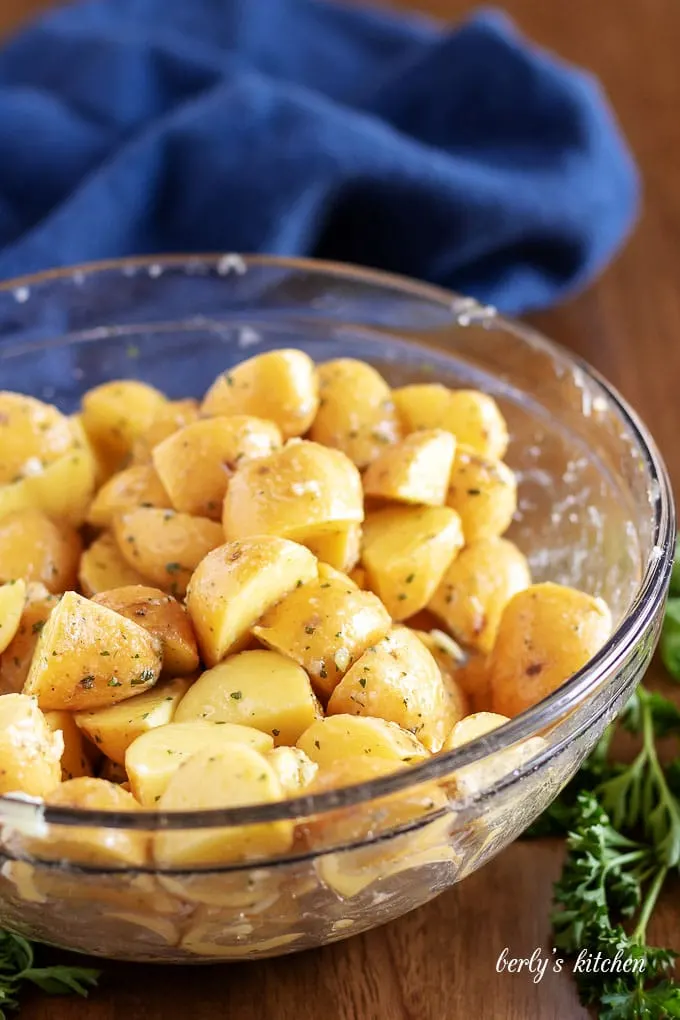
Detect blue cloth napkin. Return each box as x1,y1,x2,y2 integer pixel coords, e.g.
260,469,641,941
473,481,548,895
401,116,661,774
0,0,638,313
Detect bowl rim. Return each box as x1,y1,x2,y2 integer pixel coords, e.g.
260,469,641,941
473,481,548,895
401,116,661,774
0,253,674,833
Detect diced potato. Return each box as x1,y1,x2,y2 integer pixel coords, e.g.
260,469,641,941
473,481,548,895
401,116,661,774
444,712,546,800
393,384,453,435
310,359,402,468
0,580,26,654
186,537,318,667
0,392,74,486
297,715,429,768
44,710,97,780
361,506,464,621
0,693,63,796
24,591,163,711
78,532,148,597
223,440,363,543
489,583,612,717
81,380,167,474
412,629,469,726
429,537,531,653
446,445,517,542
174,650,319,746
362,430,456,506
113,508,224,596
443,711,508,751
252,563,391,699
266,747,318,797
153,746,294,868
393,385,508,459
152,416,282,520
126,720,274,805
131,398,200,463
303,523,362,573
87,464,171,529
454,654,493,713
201,350,318,439
0,509,81,593
75,676,191,765
328,626,450,752
0,584,59,695
92,586,199,676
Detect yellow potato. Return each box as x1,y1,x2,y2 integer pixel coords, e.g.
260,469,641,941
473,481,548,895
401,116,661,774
0,584,59,695
81,379,167,474
266,746,318,797
252,563,391,699
361,505,464,621
126,720,274,805
393,384,508,459
446,445,517,542
153,745,294,868
454,654,493,713
87,464,171,529
310,359,402,468
362,430,456,506
412,629,469,726
92,586,199,676
327,626,449,752
186,537,318,667
297,714,429,768
442,711,509,752
113,508,224,596
130,398,200,463
174,650,319,746
152,415,282,520
0,579,26,655
223,440,363,543
0,434,97,527
443,712,546,801
75,676,191,765
429,537,531,653
0,391,74,486
393,384,453,434
78,532,148,597
303,523,362,573
24,590,163,711
489,583,612,717
0,509,81,593
201,349,318,439
0,693,63,796
44,710,97,780
98,758,129,784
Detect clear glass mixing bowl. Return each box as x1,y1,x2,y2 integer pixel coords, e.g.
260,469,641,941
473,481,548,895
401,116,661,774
0,255,674,963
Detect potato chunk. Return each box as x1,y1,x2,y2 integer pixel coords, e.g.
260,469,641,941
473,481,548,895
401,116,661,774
79,532,148,597
252,564,391,699
303,523,362,573
297,714,429,768
0,580,26,655
363,430,456,506
87,464,171,529
24,591,163,711
44,710,97,780
0,509,81,594
0,391,74,486
361,506,464,621
130,398,200,463
446,445,517,542
266,747,318,796
82,379,166,474
126,720,274,806
0,584,59,695
0,693,63,796
393,385,508,460
174,650,319,745
186,537,317,667
201,350,318,439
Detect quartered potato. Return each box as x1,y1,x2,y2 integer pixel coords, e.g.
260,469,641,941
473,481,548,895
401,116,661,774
131,398,200,463
223,440,363,544
126,720,274,805
266,746,318,797
76,676,191,766
45,710,98,780
361,505,464,621
24,591,163,711
297,714,429,769
113,508,224,596
0,579,26,655
429,537,531,653
152,415,282,520
174,650,319,746
310,359,402,468
186,537,318,667
442,711,509,752
489,583,612,717
0,693,63,797
78,532,148,597
252,563,391,699
87,464,171,529
446,445,517,542
82,380,167,475
92,586,199,676
444,712,546,801
303,523,362,573
328,627,450,752
0,509,81,593
393,384,508,460
362,430,456,507
0,584,59,695
0,391,74,486
201,350,318,439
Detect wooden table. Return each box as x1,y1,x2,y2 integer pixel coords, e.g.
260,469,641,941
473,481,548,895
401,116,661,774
3,0,680,1017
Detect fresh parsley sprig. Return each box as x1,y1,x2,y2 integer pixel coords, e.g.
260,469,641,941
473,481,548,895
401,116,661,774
0,930,99,1018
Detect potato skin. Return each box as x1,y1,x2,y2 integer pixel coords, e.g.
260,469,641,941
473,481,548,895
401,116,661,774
362,429,456,507
0,391,74,486
446,445,517,542
310,359,402,468
429,537,531,653
24,591,163,711
79,532,148,597
0,584,60,695
87,464,171,529
81,379,167,475
201,350,318,439
393,385,508,460
488,582,613,717
0,693,63,797
0,509,81,593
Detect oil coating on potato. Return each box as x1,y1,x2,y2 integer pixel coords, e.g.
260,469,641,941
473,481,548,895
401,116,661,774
81,379,167,475
0,391,74,486
0,693,63,797
297,714,429,768
87,464,171,529
446,445,517,542
488,582,613,717
0,509,81,593
78,532,148,597
362,430,456,507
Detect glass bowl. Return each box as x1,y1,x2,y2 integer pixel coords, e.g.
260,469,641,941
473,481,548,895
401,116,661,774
0,255,674,963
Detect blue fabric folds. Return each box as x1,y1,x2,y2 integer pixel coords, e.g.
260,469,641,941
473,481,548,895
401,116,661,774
0,0,639,312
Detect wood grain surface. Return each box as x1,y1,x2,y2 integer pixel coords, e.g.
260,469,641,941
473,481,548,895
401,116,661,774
3,0,680,1017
